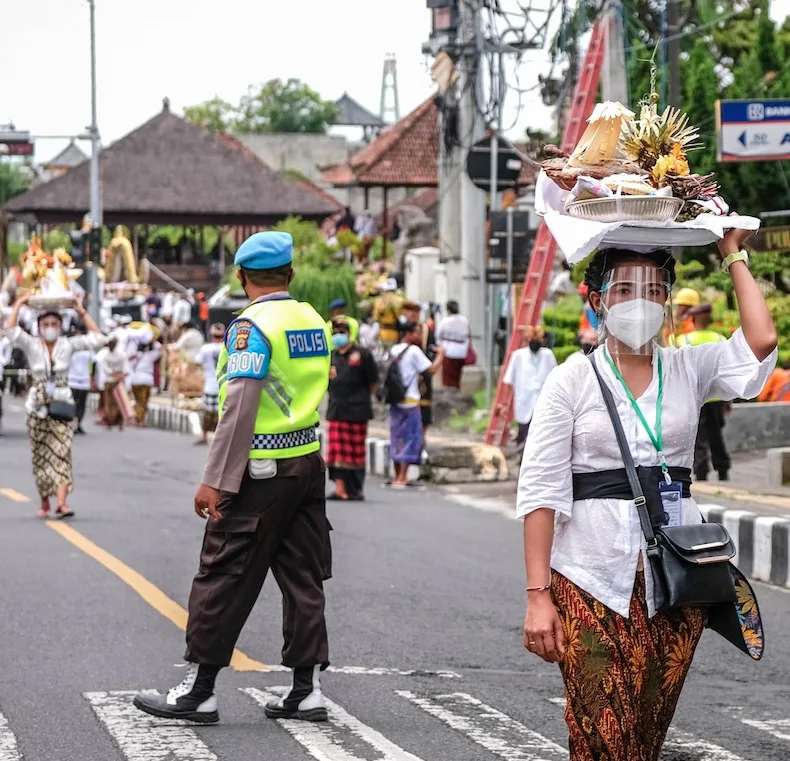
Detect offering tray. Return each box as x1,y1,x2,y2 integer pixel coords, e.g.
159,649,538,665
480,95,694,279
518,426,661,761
566,196,684,223
28,293,76,310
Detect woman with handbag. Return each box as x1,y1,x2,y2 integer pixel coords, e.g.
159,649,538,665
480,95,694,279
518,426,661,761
6,293,106,519
517,226,777,761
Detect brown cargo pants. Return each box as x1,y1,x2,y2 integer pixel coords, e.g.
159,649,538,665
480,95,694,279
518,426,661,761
184,451,331,669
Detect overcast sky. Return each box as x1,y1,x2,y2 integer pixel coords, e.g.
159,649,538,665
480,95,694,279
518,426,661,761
2,0,790,164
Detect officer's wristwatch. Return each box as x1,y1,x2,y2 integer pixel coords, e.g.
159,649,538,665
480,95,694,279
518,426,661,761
721,249,749,273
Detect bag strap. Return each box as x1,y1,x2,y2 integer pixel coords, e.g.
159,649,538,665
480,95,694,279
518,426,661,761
587,355,657,546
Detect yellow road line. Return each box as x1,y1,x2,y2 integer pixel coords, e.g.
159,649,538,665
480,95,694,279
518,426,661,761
47,521,272,672
0,488,31,503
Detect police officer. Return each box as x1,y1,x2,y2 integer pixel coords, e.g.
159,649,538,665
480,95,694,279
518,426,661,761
328,298,359,343
676,303,731,481
134,231,333,725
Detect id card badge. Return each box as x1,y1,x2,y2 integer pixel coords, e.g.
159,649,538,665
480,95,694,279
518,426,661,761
658,480,683,527
45,380,56,397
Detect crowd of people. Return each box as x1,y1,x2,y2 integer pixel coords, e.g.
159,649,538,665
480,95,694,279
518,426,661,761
1,225,785,761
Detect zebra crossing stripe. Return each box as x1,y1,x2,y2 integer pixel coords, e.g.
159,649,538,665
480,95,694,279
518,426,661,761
0,711,22,761
242,687,425,761
398,691,568,761
84,692,218,761
550,697,748,761
663,730,750,761
740,716,790,742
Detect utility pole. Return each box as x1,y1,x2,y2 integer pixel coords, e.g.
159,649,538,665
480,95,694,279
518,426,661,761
458,0,486,364
87,0,102,322
602,1,629,105
438,92,462,301
667,0,681,107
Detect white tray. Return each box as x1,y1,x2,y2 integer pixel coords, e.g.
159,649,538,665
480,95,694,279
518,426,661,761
566,196,684,223
601,225,719,249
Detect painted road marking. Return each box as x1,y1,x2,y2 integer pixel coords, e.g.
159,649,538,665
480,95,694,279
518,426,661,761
243,687,426,761
0,489,30,503
399,691,568,760
740,715,790,742
327,666,460,678
49,522,269,672
0,710,22,761
551,697,748,761
84,691,217,761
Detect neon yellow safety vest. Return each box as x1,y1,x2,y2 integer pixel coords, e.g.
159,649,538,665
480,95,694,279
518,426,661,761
676,329,726,402
675,329,726,347
217,297,331,459
327,315,359,343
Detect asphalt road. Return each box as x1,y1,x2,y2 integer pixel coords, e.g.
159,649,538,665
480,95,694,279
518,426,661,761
1,403,790,761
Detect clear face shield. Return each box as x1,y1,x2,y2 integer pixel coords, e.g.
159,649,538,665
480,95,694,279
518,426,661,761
597,263,673,357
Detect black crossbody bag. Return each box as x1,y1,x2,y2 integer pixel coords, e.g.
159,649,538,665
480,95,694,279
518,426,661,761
588,356,736,611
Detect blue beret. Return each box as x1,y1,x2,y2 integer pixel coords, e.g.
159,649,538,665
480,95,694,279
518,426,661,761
329,299,346,310
235,231,293,270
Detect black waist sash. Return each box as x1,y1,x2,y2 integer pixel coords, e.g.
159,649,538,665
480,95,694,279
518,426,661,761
573,466,692,502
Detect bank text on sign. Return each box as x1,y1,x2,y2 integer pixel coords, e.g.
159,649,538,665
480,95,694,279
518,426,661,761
717,99,790,162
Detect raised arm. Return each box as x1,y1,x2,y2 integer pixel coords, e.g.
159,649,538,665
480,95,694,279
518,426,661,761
6,292,31,330
717,224,777,361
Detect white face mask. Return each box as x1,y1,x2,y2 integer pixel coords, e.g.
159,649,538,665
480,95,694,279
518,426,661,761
604,299,665,350
41,327,60,343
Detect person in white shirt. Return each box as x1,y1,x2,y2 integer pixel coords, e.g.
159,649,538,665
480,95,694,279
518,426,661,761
435,300,471,389
129,329,162,426
502,326,557,448
518,231,777,760
194,323,225,445
6,293,106,518
67,326,95,435
0,333,11,434
387,321,444,488
96,337,132,429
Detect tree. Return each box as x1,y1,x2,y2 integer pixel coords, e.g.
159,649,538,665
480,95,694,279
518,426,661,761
235,79,339,134
184,79,339,135
183,96,235,132
0,161,30,205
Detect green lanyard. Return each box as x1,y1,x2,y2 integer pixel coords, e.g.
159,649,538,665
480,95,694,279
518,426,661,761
603,349,671,484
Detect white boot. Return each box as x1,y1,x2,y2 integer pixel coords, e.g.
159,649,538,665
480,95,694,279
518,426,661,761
264,665,327,722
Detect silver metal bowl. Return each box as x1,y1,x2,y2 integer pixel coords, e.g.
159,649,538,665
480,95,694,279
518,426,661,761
565,196,685,223
28,293,76,310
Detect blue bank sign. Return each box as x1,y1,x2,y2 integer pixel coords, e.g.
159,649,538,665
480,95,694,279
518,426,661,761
717,99,790,162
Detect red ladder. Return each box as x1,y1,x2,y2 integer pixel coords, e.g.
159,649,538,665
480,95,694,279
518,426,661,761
484,19,606,447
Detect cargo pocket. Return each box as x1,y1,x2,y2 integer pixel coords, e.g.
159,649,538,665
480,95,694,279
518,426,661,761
199,515,260,575
323,518,333,581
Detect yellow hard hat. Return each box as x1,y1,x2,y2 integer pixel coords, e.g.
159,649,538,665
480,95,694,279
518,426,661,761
674,288,700,307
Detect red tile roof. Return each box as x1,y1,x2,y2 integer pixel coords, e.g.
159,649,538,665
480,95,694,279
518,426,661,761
320,98,538,191
322,97,440,188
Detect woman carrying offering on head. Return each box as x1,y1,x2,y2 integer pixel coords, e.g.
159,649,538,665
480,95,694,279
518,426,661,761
518,227,777,760
6,293,106,518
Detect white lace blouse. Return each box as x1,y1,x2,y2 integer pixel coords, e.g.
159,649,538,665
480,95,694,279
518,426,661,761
516,329,777,617
7,326,106,413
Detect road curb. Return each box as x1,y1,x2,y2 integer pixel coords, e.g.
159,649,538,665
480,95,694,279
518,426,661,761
692,481,790,510
699,504,790,588
87,394,202,436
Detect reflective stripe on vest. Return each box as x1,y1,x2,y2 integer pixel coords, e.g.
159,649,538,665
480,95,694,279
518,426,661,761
217,298,331,459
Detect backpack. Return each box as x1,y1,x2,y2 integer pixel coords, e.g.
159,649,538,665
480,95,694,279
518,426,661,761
377,346,411,406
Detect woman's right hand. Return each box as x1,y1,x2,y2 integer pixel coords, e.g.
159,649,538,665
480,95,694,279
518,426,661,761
524,591,566,663
14,292,31,307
